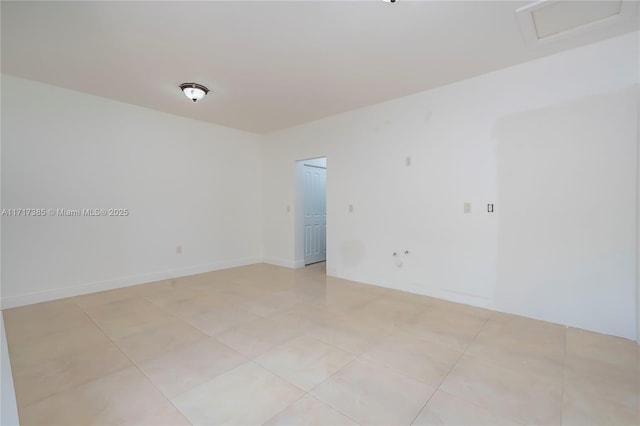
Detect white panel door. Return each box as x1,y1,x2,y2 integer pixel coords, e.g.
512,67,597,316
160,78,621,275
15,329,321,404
304,165,326,265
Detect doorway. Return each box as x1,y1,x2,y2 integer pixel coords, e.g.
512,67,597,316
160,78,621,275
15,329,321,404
295,157,326,266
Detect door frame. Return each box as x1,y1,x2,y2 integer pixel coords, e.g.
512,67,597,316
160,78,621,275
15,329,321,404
294,156,327,268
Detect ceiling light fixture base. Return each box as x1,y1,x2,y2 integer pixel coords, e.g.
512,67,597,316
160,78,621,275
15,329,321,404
179,82,209,102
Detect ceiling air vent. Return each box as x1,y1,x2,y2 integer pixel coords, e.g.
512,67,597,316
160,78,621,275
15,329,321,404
516,0,638,47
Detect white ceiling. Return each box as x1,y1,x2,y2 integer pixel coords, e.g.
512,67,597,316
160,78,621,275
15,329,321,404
2,1,638,134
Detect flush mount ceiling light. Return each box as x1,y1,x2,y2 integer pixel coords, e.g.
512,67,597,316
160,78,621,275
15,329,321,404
179,82,209,102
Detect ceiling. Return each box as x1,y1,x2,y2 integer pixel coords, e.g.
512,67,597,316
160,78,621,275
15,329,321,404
2,1,638,134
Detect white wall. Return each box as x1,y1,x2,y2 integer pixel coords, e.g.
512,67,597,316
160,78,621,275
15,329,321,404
2,35,638,340
262,32,640,339
1,75,263,308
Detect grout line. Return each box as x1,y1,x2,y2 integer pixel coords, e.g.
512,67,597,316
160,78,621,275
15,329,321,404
408,314,491,425
302,354,364,425
74,299,194,424
11,268,581,426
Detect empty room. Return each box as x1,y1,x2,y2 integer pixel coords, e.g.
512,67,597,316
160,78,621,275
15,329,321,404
1,1,639,425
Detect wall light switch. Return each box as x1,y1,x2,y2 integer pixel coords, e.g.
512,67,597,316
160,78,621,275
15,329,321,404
405,156,412,166
348,204,354,213
488,204,494,213
176,245,182,254
464,202,471,214
286,204,291,213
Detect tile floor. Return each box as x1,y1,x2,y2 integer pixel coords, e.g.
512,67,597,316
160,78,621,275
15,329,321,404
3,262,639,425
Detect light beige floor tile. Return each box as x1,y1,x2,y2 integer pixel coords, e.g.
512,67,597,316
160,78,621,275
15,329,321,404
564,328,638,419
566,327,638,370
82,298,176,339
564,354,638,407
562,382,639,425
216,313,313,358
2,298,78,323
4,308,94,343
311,284,381,316
171,361,304,425
238,289,317,317
413,389,522,425
137,337,247,398
8,321,111,369
287,280,328,299
465,314,565,380
127,402,191,426
81,296,165,318
311,358,435,425
157,294,226,318
361,331,462,387
439,353,562,425
307,314,394,356
114,319,207,363
264,394,358,426
563,355,639,425
284,301,339,323
350,296,426,326
140,287,202,308
74,287,140,308
255,335,355,391
12,341,131,408
184,306,261,336
196,287,252,306
428,299,492,320
7,263,640,426
402,308,487,352
19,366,176,426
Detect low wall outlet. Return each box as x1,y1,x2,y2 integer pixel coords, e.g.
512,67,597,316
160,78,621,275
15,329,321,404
176,245,182,254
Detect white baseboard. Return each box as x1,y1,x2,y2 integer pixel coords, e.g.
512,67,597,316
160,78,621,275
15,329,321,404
293,259,305,269
0,257,261,310
402,282,494,309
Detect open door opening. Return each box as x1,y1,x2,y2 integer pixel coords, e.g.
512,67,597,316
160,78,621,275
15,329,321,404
294,157,326,267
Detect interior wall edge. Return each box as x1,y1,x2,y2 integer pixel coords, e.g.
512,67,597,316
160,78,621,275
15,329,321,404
0,314,19,425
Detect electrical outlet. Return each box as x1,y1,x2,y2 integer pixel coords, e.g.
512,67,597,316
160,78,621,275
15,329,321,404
176,245,182,254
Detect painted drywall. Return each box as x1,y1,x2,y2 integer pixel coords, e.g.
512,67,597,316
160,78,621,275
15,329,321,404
0,314,18,426
262,32,640,339
1,75,263,308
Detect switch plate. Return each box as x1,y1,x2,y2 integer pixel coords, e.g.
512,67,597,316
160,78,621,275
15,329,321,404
176,245,182,254
405,156,412,166
348,204,354,213
488,204,494,213
464,202,471,214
